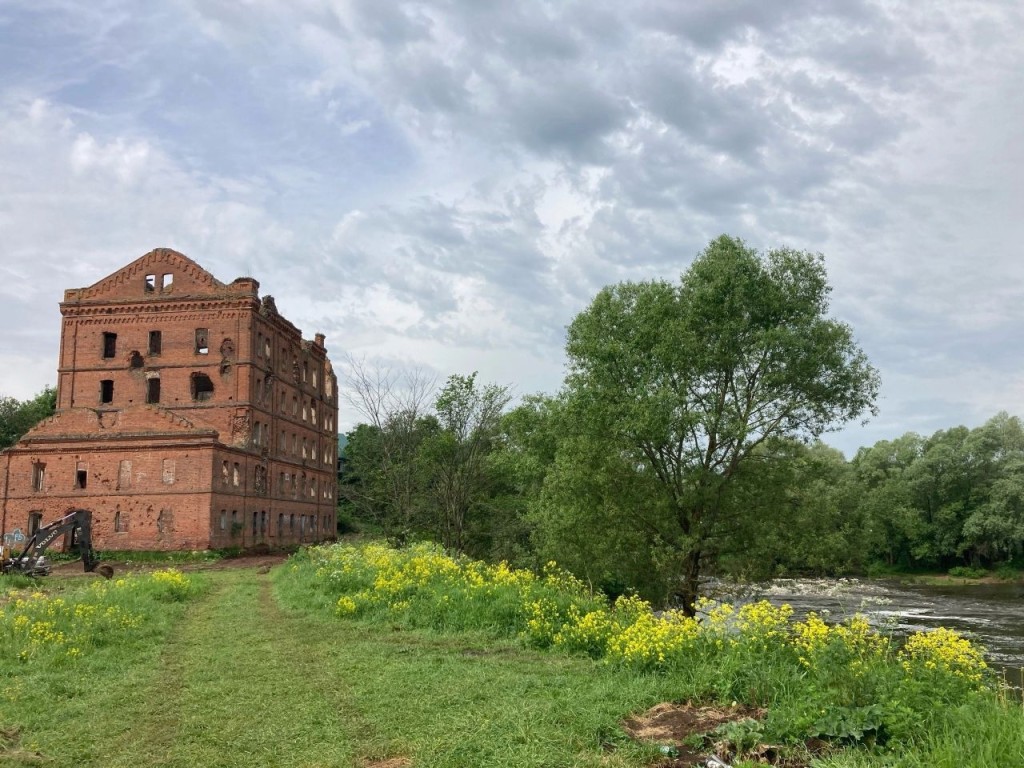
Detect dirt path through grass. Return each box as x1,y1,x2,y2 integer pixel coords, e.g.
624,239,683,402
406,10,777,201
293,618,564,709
103,568,367,768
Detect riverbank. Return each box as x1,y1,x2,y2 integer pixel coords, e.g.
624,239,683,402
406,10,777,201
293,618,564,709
894,570,1024,587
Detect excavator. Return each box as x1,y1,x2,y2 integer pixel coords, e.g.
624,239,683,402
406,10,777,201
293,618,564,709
1,509,113,579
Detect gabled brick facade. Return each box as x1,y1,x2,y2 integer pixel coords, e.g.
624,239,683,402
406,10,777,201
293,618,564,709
0,248,339,551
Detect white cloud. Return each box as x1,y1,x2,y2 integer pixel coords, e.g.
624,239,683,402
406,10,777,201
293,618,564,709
0,0,1022,457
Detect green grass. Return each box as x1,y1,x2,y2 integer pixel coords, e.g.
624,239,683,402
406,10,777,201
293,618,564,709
2,555,1022,768
0,567,663,767
96,548,227,565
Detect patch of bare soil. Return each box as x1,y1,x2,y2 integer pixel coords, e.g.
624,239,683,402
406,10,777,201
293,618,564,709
622,702,824,768
360,758,412,768
47,553,289,579
0,725,46,763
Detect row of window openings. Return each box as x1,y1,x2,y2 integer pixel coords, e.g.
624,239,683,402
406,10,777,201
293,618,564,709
255,333,322,391
219,510,331,536
102,329,208,359
26,510,146,536
250,379,335,435
219,460,334,500
111,508,171,534
258,382,332,429
31,458,330,498
250,423,333,465
31,459,175,492
98,373,214,405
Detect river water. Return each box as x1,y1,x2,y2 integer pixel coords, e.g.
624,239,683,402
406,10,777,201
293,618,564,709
706,577,1024,690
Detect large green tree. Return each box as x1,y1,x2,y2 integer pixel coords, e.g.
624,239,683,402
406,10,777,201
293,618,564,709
541,235,879,611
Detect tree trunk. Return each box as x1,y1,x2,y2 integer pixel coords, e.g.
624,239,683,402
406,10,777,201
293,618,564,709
678,548,702,617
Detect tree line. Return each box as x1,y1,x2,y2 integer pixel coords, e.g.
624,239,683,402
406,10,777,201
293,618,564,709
341,237,1024,609
342,235,888,612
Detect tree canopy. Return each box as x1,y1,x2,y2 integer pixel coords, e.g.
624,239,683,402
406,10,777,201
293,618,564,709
532,235,880,610
0,387,57,450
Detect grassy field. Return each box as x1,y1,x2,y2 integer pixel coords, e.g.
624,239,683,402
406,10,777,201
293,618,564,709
2,552,1022,768
0,565,668,768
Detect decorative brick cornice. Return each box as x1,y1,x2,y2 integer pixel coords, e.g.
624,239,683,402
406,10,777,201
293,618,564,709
61,298,256,319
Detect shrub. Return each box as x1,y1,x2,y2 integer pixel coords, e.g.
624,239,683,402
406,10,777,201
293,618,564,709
0,569,205,663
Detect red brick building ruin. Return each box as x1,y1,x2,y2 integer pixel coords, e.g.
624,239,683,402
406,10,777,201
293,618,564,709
0,248,339,551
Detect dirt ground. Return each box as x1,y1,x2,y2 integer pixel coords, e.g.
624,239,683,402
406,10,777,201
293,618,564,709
49,553,289,578
622,701,825,767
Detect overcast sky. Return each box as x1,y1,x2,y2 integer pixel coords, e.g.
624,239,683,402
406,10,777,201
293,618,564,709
1,1,1022,456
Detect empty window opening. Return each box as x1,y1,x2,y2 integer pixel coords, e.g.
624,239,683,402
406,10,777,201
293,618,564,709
161,273,173,291
162,459,175,484
145,274,156,292
302,439,307,459
312,369,318,389
264,338,271,358
75,462,88,489
102,332,117,359
233,463,240,487
222,460,230,485
302,362,308,383
31,463,45,492
260,510,267,533
289,513,295,532
191,373,214,401
254,465,267,496
195,328,209,355
302,402,308,422
129,350,143,369
277,513,284,535
148,330,162,355
146,377,160,404
115,509,128,533
157,508,171,535
220,510,227,531
28,511,43,536
252,511,258,536
100,379,114,404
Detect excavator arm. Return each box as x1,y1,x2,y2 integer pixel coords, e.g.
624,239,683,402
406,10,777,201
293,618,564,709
1,510,113,579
